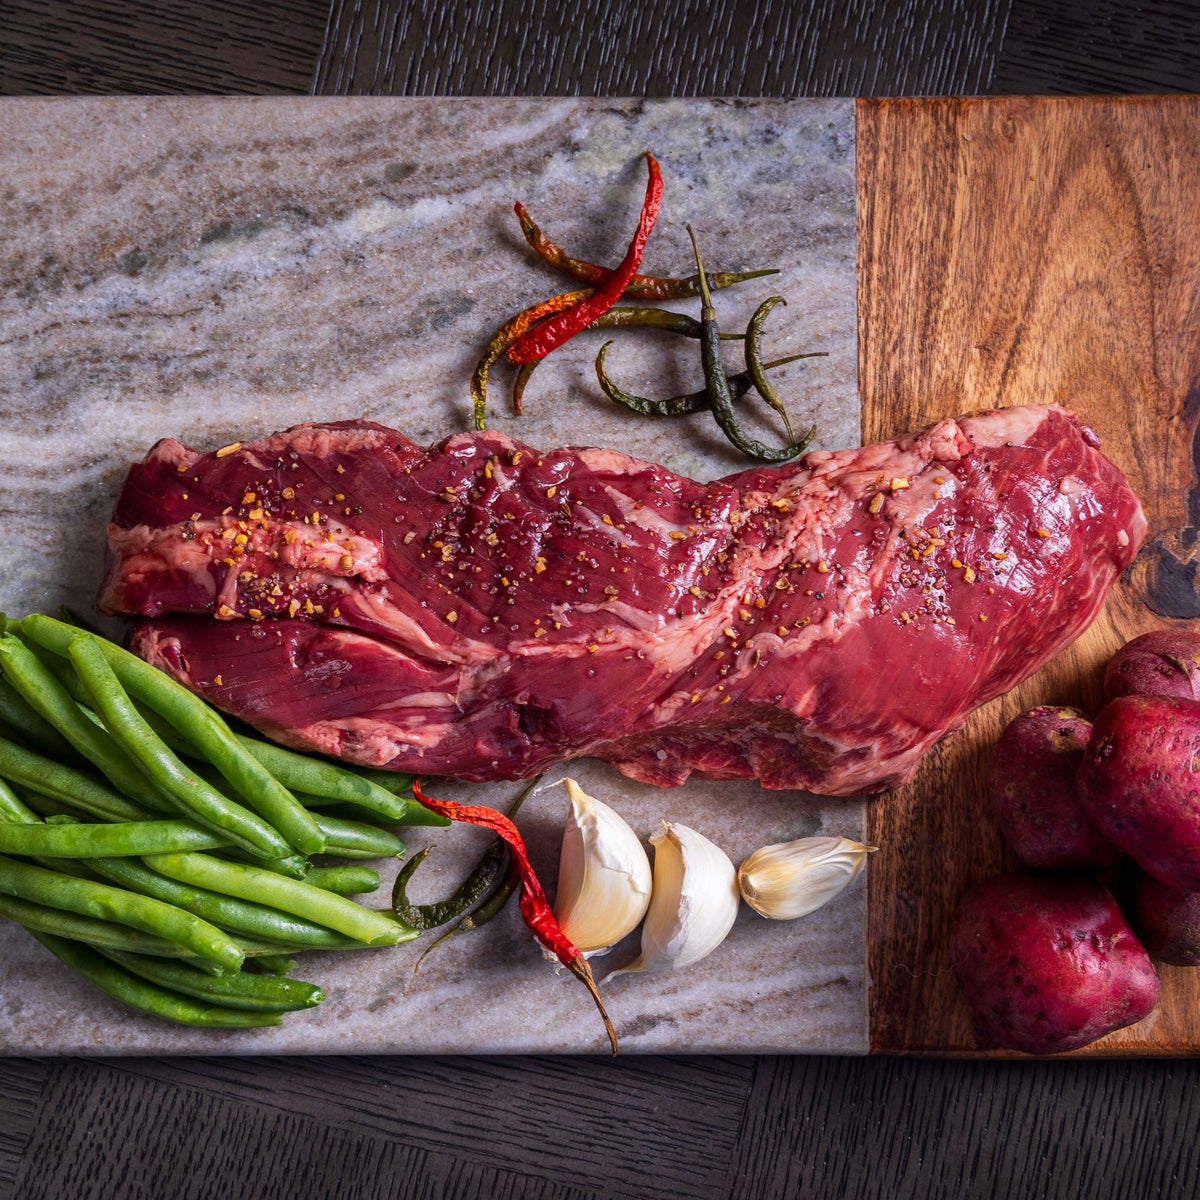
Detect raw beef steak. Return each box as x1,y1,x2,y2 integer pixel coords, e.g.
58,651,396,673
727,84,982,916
100,405,1144,793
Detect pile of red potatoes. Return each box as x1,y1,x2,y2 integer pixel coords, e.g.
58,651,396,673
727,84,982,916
952,630,1200,1054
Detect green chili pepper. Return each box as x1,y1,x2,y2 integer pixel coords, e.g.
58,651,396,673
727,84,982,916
392,844,503,932
595,340,817,419
687,226,813,463
400,776,538,953
514,200,778,298
414,857,521,972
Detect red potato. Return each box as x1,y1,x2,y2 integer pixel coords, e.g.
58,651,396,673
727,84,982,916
1103,629,1200,704
950,874,1159,1054
987,706,1120,868
1131,871,1200,966
1077,695,1200,892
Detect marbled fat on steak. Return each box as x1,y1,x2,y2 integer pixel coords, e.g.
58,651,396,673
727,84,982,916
100,406,1144,793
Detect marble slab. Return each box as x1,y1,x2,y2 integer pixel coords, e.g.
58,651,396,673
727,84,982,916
0,97,864,1054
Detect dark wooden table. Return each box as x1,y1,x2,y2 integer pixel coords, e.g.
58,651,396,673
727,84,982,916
3,3,1200,1197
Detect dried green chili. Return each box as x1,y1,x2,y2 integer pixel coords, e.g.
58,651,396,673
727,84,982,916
508,307,742,416
687,225,812,463
413,856,521,973
595,341,818,421
514,198,778,299
392,775,538,932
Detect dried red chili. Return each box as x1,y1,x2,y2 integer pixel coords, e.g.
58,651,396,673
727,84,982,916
471,289,592,429
505,152,663,365
410,778,618,1054
514,199,778,299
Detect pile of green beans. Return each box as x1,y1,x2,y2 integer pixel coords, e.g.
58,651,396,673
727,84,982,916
0,612,444,1029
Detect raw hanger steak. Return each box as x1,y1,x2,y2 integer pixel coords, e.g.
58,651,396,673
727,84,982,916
100,405,1144,794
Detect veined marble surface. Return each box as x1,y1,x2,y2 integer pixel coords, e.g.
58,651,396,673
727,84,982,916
0,97,864,1055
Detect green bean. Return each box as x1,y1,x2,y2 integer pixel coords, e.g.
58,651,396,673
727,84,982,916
330,764,448,827
30,933,280,1028
0,892,301,961
14,787,91,823
233,736,415,822
312,813,405,860
0,676,86,765
0,854,243,971
22,616,324,855
87,855,359,950
305,865,381,896
250,953,299,976
0,635,169,810
0,819,228,858
0,891,200,957
216,848,311,879
101,949,323,1012
0,775,39,824
0,734,150,822
143,851,415,946
68,636,296,861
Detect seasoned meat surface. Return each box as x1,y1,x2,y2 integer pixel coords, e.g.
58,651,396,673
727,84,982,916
100,406,1144,793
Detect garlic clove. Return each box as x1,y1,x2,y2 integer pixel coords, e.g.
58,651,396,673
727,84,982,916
610,820,739,976
552,778,652,955
737,836,875,920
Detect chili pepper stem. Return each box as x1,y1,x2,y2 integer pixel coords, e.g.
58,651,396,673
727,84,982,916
567,952,617,1055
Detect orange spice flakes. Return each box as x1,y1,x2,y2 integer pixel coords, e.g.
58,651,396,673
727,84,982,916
217,604,236,619
889,476,909,492
1035,527,1052,539
213,674,224,686
215,442,241,458
868,492,884,515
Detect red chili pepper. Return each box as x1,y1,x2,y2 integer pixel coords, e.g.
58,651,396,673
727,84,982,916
410,778,618,1054
505,152,664,365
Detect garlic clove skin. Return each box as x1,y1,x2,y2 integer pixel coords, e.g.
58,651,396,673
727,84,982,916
610,820,739,976
737,836,875,920
552,778,652,955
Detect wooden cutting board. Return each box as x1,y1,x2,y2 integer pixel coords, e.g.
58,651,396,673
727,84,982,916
859,94,1200,1054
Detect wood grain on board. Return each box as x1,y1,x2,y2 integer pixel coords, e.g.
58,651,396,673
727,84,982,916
858,94,1200,1054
